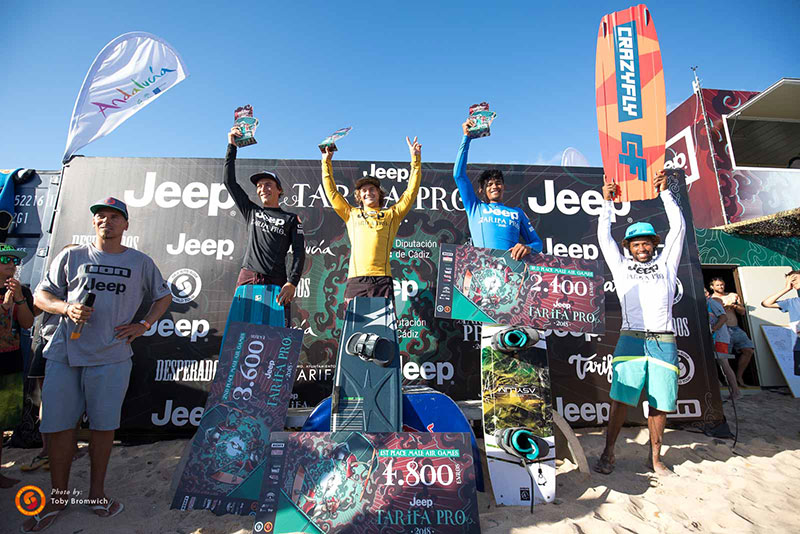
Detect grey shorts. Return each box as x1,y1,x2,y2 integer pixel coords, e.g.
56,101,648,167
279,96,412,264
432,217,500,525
728,326,755,352
40,358,132,433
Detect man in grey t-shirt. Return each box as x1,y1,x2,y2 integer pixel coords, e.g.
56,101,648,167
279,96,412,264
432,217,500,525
24,197,171,532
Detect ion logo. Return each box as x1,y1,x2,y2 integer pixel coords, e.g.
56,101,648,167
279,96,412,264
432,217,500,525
677,350,695,386
615,21,642,121
167,269,202,304
619,132,647,181
643,399,701,418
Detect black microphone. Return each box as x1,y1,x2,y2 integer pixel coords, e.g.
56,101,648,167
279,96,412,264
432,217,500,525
70,292,96,340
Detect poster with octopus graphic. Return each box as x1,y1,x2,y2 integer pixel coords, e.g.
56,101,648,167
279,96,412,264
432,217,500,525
253,431,480,534
171,322,304,515
435,244,605,333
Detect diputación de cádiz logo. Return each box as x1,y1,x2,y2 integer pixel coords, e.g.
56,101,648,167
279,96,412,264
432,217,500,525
15,485,46,516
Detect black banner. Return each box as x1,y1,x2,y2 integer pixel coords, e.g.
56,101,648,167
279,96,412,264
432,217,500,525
52,155,723,435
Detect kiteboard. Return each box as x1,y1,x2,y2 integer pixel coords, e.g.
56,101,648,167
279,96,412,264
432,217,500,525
219,284,284,351
596,4,666,201
481,325,556,509
330,297,402,432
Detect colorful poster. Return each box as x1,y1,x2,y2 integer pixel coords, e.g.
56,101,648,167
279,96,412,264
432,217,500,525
254,432,480,534
435,244,605,334
171,322,303,515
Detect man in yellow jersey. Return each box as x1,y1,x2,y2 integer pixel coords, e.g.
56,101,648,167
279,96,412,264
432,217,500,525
321,136,422,301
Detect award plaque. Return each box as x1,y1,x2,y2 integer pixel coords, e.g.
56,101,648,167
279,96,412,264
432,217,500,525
466,102,497,138
318,127,352,153
233,105,259,147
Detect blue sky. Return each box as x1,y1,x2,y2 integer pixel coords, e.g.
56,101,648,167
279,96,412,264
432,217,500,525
1,1,797,171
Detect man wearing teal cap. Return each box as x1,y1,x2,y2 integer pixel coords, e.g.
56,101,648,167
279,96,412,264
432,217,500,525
594,170,686,477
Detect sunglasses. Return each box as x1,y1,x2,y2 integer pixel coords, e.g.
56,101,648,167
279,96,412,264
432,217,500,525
0,256,21,266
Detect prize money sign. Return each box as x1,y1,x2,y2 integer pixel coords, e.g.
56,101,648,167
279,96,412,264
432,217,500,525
436,244,605,334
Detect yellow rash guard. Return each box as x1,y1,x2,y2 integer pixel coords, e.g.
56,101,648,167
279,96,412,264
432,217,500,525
322,156,421,277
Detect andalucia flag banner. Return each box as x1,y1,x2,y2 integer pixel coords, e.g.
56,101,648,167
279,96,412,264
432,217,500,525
63,31,189,163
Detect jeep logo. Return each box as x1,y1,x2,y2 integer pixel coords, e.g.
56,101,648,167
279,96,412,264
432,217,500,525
124,172,235,216
527,180,630,220
166,233,235,260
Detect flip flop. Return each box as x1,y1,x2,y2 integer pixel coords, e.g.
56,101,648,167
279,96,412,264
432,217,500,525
593,455,615,475
20,455,49,472
86,498,124,518
20,505,67,533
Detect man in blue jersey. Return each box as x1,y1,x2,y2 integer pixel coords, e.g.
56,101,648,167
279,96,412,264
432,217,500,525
453,120,542,258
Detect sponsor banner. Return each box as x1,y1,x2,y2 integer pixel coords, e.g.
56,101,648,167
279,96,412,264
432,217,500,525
435,244,605,333
666,88,800,227
63,32,189,163
254,432,480,534
53,155,722,434
171,322,303,515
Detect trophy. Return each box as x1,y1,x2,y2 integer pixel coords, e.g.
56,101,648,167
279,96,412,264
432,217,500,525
318,127,352,152
466,102,497,139
233,105,258,147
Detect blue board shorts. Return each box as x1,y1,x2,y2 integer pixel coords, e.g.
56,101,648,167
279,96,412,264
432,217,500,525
40,358,133,433
728,325,755,352
610,330,678,413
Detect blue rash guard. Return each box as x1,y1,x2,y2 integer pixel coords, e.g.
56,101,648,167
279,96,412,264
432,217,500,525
453,135,543,252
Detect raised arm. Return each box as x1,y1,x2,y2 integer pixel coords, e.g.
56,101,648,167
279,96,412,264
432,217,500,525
762,274,798,309
321,147,352,221
453,121,479,214
656,171,686,272
224,127,256,219
597,180,624,271
392,136,422,218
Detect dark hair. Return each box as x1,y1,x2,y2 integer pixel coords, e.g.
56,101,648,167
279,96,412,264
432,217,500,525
478,169,504,193
622,235,659,251
786,269,800,277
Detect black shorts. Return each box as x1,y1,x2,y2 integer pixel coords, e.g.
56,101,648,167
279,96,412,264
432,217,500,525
344,276,394,300
27,337,47,378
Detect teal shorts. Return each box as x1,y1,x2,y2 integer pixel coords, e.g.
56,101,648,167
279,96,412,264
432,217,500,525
610,330,678,413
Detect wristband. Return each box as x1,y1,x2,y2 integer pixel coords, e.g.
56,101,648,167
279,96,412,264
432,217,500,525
139,319,152,330
14,298,26,305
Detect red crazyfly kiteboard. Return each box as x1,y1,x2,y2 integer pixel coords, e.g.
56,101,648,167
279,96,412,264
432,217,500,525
596,4,665,202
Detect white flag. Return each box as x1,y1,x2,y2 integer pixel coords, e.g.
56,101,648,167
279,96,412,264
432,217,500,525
63,32,189,163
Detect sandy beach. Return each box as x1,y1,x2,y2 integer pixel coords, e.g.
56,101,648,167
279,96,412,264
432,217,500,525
3,389,798,534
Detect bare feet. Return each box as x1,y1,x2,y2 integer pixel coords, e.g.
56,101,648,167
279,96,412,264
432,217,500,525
0,473,20,488
593,453,615,474
647,457,676,476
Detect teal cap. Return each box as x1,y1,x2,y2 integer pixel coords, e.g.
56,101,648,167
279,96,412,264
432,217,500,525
624,222,657,241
